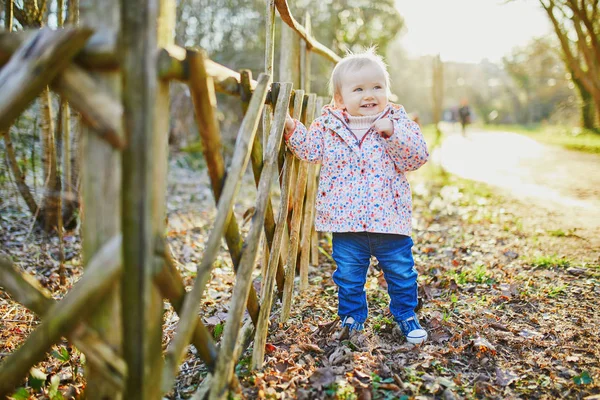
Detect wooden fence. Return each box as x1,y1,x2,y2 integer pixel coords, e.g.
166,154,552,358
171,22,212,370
0,0,341,398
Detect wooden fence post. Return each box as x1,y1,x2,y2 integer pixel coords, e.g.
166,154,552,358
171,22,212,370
79,1,123,398
299,94,317,291
280,90,307,323
311,97,325,266
120,0,174,397
300,12,311,94
252,133,296,370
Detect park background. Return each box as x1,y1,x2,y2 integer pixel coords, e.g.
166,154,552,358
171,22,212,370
1,0,599,399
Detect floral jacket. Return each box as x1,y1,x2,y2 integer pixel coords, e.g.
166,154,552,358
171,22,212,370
285,103,429,236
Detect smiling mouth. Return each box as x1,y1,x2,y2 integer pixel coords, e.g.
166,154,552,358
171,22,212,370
361,104,377,108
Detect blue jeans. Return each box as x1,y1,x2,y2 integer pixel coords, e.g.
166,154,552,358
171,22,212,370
331,232,418,327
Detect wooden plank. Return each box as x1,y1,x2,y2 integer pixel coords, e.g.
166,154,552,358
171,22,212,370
300,13,312,93
252,150,295,369
153,0,176,386
209,82,292,400
299,94,318,291
120,0,166,397
0,31,258,99
241,76,287,300
154,239,218,368
279,90,305,269
311,97,325,266
0,29,118,69
156,46,259,97
78,2,123,398
0,27,93,131
51,64,125,149
0,236,122,397
190,320,255,400
5,0,13,31
153,255,243,392
280,161,308,322
279,90,308,323
162,73,271,394
263,0,276,159
0,240,126,390
186,49,260,324
274,0,340,63
152,237,242,393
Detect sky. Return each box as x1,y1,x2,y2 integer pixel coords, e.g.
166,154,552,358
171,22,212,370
394,0,553,63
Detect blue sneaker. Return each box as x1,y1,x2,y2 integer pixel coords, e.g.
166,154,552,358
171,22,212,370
341,316,364,331
338,316,364,341
398,316,428,344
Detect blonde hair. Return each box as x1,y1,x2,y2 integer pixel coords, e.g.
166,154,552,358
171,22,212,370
328,47,391,102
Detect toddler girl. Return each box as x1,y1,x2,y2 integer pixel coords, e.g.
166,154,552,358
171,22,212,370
284,48,429,344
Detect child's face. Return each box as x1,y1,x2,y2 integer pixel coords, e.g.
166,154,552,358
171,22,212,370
335,63,388,117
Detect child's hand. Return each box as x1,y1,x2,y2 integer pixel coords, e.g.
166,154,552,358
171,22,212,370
372,118,394,139
285,114,296,134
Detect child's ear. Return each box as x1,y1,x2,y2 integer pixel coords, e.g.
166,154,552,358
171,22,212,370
334,93,344,108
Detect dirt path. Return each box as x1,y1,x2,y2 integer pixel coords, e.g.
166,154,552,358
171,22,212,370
433,129,600,248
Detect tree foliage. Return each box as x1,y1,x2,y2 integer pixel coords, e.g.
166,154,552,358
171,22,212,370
537,0,600,130
503,36,576,125
171,0,404,145
174,0,403,80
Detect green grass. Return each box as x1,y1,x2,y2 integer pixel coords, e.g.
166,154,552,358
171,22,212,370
481,124,600,154
449,264,495,285
371,315,394,333
530,255,571,269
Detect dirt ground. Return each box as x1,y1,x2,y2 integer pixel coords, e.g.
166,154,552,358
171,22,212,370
1,135,599,399
166,143,600,399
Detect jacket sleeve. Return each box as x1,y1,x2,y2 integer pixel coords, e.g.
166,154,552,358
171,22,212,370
284,118,325,164
383,112,429,172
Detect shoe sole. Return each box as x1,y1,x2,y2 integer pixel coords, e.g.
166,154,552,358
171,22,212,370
406,330,428,344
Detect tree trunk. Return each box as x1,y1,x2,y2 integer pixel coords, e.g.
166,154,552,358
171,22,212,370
10,0,62,232
39,86,61,232
2,130,39,215
540,0,600,130
63,0,81,230
573,76,598,132
431,54,444,137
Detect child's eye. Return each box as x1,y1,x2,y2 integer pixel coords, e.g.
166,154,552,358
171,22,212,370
353,88,363,92
374,85,383,90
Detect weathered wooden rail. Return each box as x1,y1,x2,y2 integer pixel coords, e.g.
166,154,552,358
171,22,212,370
0,0,337,398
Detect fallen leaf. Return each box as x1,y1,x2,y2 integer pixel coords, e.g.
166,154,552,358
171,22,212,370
472,336,496,356
518,329,542,339
489,322,510,332
495,367,518,387
354,369,371,381
309,367,336,388
378,383,401,391
299,343,324,353
265,343,277,354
